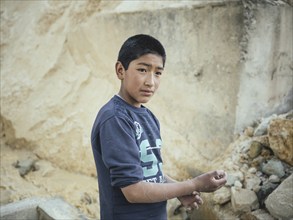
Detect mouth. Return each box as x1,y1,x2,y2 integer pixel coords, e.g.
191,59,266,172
140,90,154,96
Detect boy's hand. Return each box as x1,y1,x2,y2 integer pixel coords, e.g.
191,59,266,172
178,191,203,210
192,170,227,192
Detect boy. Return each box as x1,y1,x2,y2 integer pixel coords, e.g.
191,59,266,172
91,34,227,220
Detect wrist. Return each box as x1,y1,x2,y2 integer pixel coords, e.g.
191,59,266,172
190,177,200,192
186,178,197,194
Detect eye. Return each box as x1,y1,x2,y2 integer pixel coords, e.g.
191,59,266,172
137,68,147,73
155,72,162,77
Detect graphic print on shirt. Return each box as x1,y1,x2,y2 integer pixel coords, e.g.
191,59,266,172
134,121,143,140
139,138,164,183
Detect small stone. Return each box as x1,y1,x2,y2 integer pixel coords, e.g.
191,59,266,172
261,159,285,178
13,158,37,177
213,187,231,205
248,167,257,174
248,141,263,159
226,171,244,186
244,175,261,192
234,180,243,188
268,174,280,183
244,126,254,137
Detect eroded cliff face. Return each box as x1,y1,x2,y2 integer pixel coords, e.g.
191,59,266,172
1,0,292,179
1,0,109,176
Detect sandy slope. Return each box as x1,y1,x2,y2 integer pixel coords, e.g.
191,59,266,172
0,140,100,219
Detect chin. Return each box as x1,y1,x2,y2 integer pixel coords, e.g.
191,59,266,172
140,98,151,104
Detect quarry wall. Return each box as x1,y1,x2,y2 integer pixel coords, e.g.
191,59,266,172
0,0,292,177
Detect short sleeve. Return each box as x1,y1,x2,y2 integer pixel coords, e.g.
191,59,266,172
100,116,143,187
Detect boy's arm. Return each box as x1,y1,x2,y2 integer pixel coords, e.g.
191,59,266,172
164,174,203,209
121,170,226,203
164,174,177,183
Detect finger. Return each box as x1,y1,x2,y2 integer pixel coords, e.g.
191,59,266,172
214,172,227,185
187,202,198,210
214,170,227,179
186,207,192,213
192,202,199,209
195,195,203,205
191,191,200,196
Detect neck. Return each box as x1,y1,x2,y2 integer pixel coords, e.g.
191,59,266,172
116,93,142,108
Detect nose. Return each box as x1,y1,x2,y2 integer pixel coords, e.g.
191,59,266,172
144,72,155,87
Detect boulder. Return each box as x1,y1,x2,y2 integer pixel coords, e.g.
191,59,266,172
268,119,293,166
213,187,231,205
261,159,285,178
241,209,275,220
231,187,259,213
265,174,293,220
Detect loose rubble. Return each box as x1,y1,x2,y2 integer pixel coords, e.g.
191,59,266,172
210,110,293,220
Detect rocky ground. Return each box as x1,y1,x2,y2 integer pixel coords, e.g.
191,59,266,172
207,110,293,220
0,141,100,219
167,110,293,220
1,110,292,220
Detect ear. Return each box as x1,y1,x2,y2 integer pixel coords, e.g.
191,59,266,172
115,61,125,80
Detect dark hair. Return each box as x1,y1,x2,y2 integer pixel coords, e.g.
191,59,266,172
117,34,166,70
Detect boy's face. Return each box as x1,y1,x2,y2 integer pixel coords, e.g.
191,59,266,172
116,53,164,108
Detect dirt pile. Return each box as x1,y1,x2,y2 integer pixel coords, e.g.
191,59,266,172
209,110,293,220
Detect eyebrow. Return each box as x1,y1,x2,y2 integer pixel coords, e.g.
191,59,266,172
137,62,164,70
